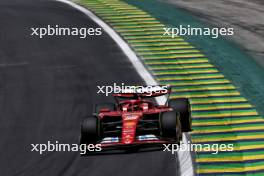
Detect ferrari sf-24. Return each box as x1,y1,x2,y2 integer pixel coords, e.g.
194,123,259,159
80,86,192,151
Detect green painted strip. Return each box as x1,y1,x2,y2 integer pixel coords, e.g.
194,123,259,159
192,131,264,140
125,35,182,39
131,42,191,47
145,58,209,64
117,28,164,33
108,18,157,22
140,50,202,56
192,115,263,126
192,102,252,111
130,38,185,42
173,85,236,92
192,109,258,119
171,89,240,97
193,122,264,131
197,151,264,159
158,73,225,81
160,80,230,86
115,24,165,28
189,97,247,104
121,31,165,36
154,68,219,75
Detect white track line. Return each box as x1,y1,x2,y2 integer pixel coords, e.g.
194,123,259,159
54,0,194,175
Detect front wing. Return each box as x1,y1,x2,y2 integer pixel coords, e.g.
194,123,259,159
96,135,176,151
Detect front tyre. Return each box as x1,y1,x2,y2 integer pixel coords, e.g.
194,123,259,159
80,116,100,144
169,98,192,132
160,111,182,143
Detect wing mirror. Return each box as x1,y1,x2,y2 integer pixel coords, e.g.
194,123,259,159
100,108,111,112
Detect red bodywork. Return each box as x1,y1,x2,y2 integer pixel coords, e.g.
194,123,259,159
97,92,174,148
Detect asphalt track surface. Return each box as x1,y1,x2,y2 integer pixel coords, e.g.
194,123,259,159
0,0,178,175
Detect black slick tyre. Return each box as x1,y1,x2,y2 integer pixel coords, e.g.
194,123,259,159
168,98,191,132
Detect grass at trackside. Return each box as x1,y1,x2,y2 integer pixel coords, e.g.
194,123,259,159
124,0,264,117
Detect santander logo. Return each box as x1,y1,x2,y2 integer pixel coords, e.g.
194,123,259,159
123,114,139,120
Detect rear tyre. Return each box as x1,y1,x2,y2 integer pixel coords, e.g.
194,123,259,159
169,98,192,132
160,111,181,143
80,116,100,144
94,103,115,114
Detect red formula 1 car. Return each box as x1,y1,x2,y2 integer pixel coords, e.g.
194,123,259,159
80,86,191,151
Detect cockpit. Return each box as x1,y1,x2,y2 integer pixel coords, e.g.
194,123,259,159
119,101,153,112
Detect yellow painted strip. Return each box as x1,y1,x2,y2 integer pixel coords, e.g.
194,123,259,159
193,126,264,134
112,20,163,25
96,10,146,14
193,111,258,118
133,42,190,47
101,12,145,15
115,24,164,29
114,24,164,29
125,35,182,39
197,154,264,162
140,50,201,56
190,97,247,104
197,165,264,174
192,103,252,111
146,58,208,64
97,12,149,16
171,91,240,99
147,59,209,65
158,74,225,80
192,119,264,126
236,144,264,151
144,54,206,59
129,38,185,43
117,28,163,32
173,85,235,92
99,7,138,10
150,63,213,70
136,46,195,51
108,18,156,22
166,80,230,86
193,134,264,143
155,68,218,74
121,31,164,36
103,15,152,19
